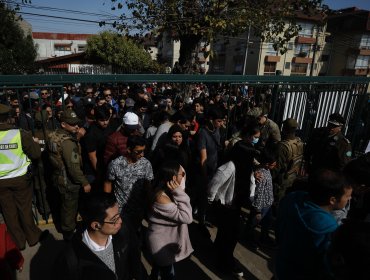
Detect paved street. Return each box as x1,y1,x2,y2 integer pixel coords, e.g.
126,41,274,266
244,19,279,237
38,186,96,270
19,219,274,280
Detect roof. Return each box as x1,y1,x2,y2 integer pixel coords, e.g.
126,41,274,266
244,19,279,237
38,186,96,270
36,52,86,64
32,32,94,40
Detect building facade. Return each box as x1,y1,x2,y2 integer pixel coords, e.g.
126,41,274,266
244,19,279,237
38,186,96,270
208,12,329,76
326,7,370,77
32,32,93,61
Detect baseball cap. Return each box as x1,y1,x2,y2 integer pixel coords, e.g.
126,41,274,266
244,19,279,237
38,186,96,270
328,113,345,127
60,109,81,125
283,118,299,129
125,98,135,108
123,112,139,129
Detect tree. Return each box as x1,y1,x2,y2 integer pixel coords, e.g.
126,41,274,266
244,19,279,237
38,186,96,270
0,2,37,74
85,31,163,73
108,0,326,72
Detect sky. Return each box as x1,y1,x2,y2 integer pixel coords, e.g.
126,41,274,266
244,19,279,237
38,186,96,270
14,0,370,34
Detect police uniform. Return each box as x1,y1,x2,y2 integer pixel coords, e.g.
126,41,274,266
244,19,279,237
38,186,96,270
257,117,281,151
276,118,304,200
305,113,352,172
47,110,89,239
32,111,52,219
0,104,42,249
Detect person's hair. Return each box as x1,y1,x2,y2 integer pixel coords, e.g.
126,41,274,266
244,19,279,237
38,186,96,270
151,161,180,204
259,147,277,165
329,220,370,280
206,106,225,120
308,169,351,206
171,111,191,124
167,124,183,140
239,119,260,138
79,193,117,229
127,135,146,150
192,97,203,105
94,104,111,121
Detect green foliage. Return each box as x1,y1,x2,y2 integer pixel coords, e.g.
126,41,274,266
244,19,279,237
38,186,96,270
86,31,162,73
0,3,37,74
109,0,326,67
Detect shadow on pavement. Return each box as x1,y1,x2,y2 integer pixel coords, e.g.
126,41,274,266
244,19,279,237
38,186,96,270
29,233,65,280
188,223,260,280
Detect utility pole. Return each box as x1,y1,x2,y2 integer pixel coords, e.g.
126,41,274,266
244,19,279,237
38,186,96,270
310,25,321,76
242,24,251,75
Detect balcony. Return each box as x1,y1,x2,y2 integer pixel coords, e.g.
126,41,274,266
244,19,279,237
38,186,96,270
343,68,369,76
347,47,370,56
296,36,316,44
292,57,313,64
360,48,370,56
265,55,281,63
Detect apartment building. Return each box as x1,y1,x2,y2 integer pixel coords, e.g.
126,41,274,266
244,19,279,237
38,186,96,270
32,32,93,61
209,12,329,76
326,7,370,77
157,32,210,73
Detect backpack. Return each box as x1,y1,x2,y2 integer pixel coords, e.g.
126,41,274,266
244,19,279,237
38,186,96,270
279,137,304,176
46,131,72,186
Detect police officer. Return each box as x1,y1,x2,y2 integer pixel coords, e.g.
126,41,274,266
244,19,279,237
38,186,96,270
275,118,304,200
47,109,91,241
305,113,352,173
0,104,45,249
256,113,281,152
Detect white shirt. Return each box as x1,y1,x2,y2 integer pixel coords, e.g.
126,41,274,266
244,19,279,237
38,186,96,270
82,229,112,252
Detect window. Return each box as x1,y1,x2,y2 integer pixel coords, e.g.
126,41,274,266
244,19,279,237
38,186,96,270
355,55,370,69
264,62,276,75
298,22,314,37
285,62,291,69
287,42,294,50
265,43,277,55
294,43,311,56
54,44,71,51
360,35,370,49
291,63,308,75
78,45,86,52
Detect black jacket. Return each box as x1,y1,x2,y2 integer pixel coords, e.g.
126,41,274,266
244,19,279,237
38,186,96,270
54,224,142,280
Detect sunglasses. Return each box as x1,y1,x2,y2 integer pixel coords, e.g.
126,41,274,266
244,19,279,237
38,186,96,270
66,105,73,109
41,92,48,95
104,94,112,97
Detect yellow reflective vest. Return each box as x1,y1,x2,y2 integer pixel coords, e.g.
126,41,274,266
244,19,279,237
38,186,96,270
0,129,30,179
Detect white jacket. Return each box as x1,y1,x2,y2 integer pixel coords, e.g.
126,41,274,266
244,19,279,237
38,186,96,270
207,161,236,205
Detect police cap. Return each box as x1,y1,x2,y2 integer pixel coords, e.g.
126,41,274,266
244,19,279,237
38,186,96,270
60,109,81,125
328,113,345,127
283,118,299,129
0,104,10,115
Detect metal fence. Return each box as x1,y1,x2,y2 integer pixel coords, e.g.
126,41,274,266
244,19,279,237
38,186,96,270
1,74,369,154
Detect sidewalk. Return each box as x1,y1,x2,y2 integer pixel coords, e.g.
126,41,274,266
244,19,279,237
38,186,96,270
18,221,274,280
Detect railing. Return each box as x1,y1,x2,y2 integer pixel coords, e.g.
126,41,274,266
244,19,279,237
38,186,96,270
1,74,369,154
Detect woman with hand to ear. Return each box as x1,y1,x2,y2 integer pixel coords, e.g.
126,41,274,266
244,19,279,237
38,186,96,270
146,161,193,280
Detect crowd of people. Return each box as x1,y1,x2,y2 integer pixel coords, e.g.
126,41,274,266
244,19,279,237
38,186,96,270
0,82,369,280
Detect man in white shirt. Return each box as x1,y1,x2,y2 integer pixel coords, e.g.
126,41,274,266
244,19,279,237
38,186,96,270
55,193,142,280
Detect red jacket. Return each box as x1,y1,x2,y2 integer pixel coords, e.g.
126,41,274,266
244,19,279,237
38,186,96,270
103,129,128,165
